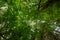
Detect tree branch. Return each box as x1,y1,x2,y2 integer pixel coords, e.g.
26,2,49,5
38,0,60,11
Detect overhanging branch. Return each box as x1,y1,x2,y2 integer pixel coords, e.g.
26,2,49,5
38,0,60,11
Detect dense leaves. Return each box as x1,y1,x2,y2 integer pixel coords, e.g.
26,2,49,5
0,0,60,40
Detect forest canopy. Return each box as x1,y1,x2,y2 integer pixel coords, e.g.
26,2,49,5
0,0,60,40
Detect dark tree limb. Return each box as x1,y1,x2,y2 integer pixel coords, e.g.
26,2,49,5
38,0,60,11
